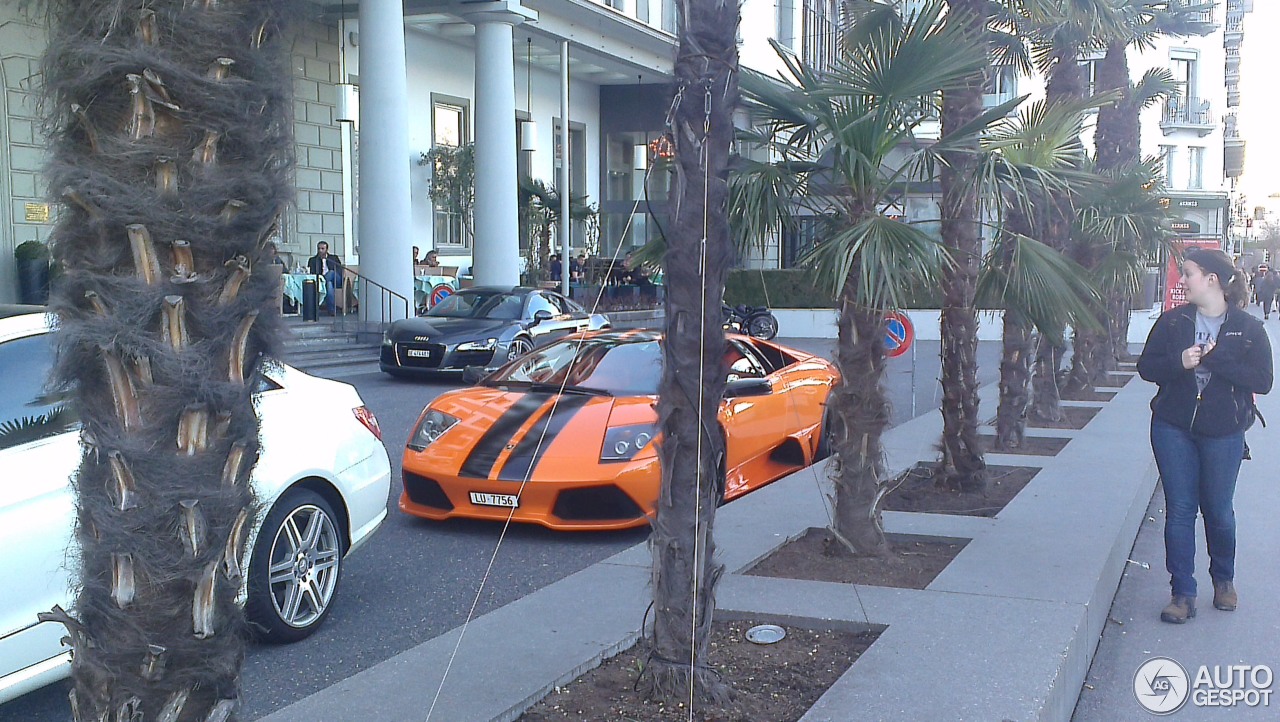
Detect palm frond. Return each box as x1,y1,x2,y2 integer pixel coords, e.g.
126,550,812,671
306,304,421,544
803,215,949,311
1131,67,1178,109
977,233,1104,342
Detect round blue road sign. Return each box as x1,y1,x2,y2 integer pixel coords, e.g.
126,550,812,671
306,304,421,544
883,311,914,358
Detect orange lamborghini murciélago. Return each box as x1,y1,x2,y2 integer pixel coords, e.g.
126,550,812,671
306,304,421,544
399,329,839,530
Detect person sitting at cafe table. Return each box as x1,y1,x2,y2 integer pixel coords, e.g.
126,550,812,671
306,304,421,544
307,241,344,316
548,253,562,283
424,249,440,268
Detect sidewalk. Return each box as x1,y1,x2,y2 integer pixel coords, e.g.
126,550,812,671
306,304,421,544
261,348,1170,721
1073,315,1280,720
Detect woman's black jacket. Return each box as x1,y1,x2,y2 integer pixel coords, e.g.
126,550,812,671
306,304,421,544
1137,304,1273,437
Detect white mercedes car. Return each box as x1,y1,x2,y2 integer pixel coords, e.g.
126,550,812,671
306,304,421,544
0,307,391,704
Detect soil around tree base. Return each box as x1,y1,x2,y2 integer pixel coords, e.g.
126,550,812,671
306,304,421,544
881,463,1040,517
516,619,878,722
1059,387,1117,402
1027,405,1101,429
745,528,968,588
978,434,1071,456
1096,373,1135,388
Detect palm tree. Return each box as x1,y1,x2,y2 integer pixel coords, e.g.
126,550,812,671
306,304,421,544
39,1,293,718
641,0,739,705
1091,1,1212,368
1074,158,1179,345
733,3,989,554
973,96,1106,448
1017,0,1126,417
518,176,595,283
937,0,992,492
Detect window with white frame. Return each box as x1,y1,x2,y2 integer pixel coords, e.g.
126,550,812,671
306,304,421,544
1188,146,1204,189
431,97,471,249
1159,145,1177,186
777,0,796,48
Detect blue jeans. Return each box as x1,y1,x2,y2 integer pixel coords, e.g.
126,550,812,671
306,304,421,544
322,270,342,314
1150,419,1244,597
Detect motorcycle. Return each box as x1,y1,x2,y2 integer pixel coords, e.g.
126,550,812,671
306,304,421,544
722,303,779,340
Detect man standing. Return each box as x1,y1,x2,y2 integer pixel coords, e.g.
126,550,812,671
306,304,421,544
1255,265,1278,320
308,241,344,315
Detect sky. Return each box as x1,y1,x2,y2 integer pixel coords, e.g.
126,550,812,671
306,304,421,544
1237,2,1279,212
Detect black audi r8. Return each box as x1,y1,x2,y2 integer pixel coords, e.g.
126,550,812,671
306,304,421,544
379,286,610,377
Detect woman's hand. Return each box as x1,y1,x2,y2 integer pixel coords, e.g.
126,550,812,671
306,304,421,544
1182,343,1213,369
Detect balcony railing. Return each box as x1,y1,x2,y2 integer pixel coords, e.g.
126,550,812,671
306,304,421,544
1161,97,1214,136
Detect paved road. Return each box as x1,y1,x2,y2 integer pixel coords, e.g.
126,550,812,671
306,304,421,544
0,337,1000,721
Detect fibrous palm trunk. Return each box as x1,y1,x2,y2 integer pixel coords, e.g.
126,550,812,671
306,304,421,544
1031,43,1084,422
1095,39,1140,367
40,2,293,719
937,0,988,492
994,205,1035,450
829,276,891,556
643,0,738,705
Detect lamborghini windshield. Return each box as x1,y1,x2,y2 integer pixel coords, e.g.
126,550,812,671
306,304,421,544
489,338,663,396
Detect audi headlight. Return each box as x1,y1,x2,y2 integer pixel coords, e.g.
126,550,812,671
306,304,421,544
601,424,658,462
408,409,459,451
382,329,393,346
457,337,497,352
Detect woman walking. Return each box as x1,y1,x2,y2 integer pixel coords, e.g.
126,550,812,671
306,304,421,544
1138,247,1272,624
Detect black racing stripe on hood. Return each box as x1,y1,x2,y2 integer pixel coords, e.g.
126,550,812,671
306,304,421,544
459,393,548,479
497,394,595,481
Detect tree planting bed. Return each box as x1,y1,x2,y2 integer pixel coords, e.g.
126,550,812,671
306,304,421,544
978,434,1072,456
880,462,1040,517
1027,405,1101,429
516,619,877,722
744,528,967,588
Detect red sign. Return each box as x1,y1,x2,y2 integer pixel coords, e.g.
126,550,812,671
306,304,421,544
1163,238,1223,311
429,283,454,308
883,312,915,359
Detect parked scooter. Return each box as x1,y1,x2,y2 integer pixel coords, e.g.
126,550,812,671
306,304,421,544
722,303,779,340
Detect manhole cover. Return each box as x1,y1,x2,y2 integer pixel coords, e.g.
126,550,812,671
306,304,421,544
745,624,786,644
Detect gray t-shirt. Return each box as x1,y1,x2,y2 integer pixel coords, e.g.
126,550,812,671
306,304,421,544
1194,310,1226,393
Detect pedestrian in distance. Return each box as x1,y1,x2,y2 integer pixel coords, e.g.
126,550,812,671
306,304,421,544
1138,247,1272,624
1255,265,1280,320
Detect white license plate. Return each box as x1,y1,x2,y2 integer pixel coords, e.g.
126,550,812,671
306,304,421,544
407,349,433,358
469,492,519,508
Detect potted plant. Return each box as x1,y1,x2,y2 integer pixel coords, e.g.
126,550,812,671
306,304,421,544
14,240,51,305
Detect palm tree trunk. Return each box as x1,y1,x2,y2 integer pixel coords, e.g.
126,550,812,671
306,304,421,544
829,278,891,555
937,0,988,492
996,309,1035,449
643,0,738,704
40,2,293,719
1096,39,1139,369
1032,43,1085,422
994,204,1034,450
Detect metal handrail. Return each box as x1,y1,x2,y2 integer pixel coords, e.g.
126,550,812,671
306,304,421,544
331,267,411,340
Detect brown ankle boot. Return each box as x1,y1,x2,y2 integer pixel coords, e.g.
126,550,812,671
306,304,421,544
1213,580,1237,611
1161,595,1197,624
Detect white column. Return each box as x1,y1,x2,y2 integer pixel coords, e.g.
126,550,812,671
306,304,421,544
468,14,525,286
559,41,571,296
357,1,414,318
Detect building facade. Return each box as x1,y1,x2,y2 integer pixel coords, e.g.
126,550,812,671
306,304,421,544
0,0,844,305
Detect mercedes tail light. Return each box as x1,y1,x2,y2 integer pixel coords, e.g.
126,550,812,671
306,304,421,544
353,405,382,440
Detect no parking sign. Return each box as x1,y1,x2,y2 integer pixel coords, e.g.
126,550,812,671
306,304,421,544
429,283,454,308
883,312,914,359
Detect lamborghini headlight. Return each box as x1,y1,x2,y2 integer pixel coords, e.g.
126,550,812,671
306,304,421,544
408,409,459,452
601,423,658,462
